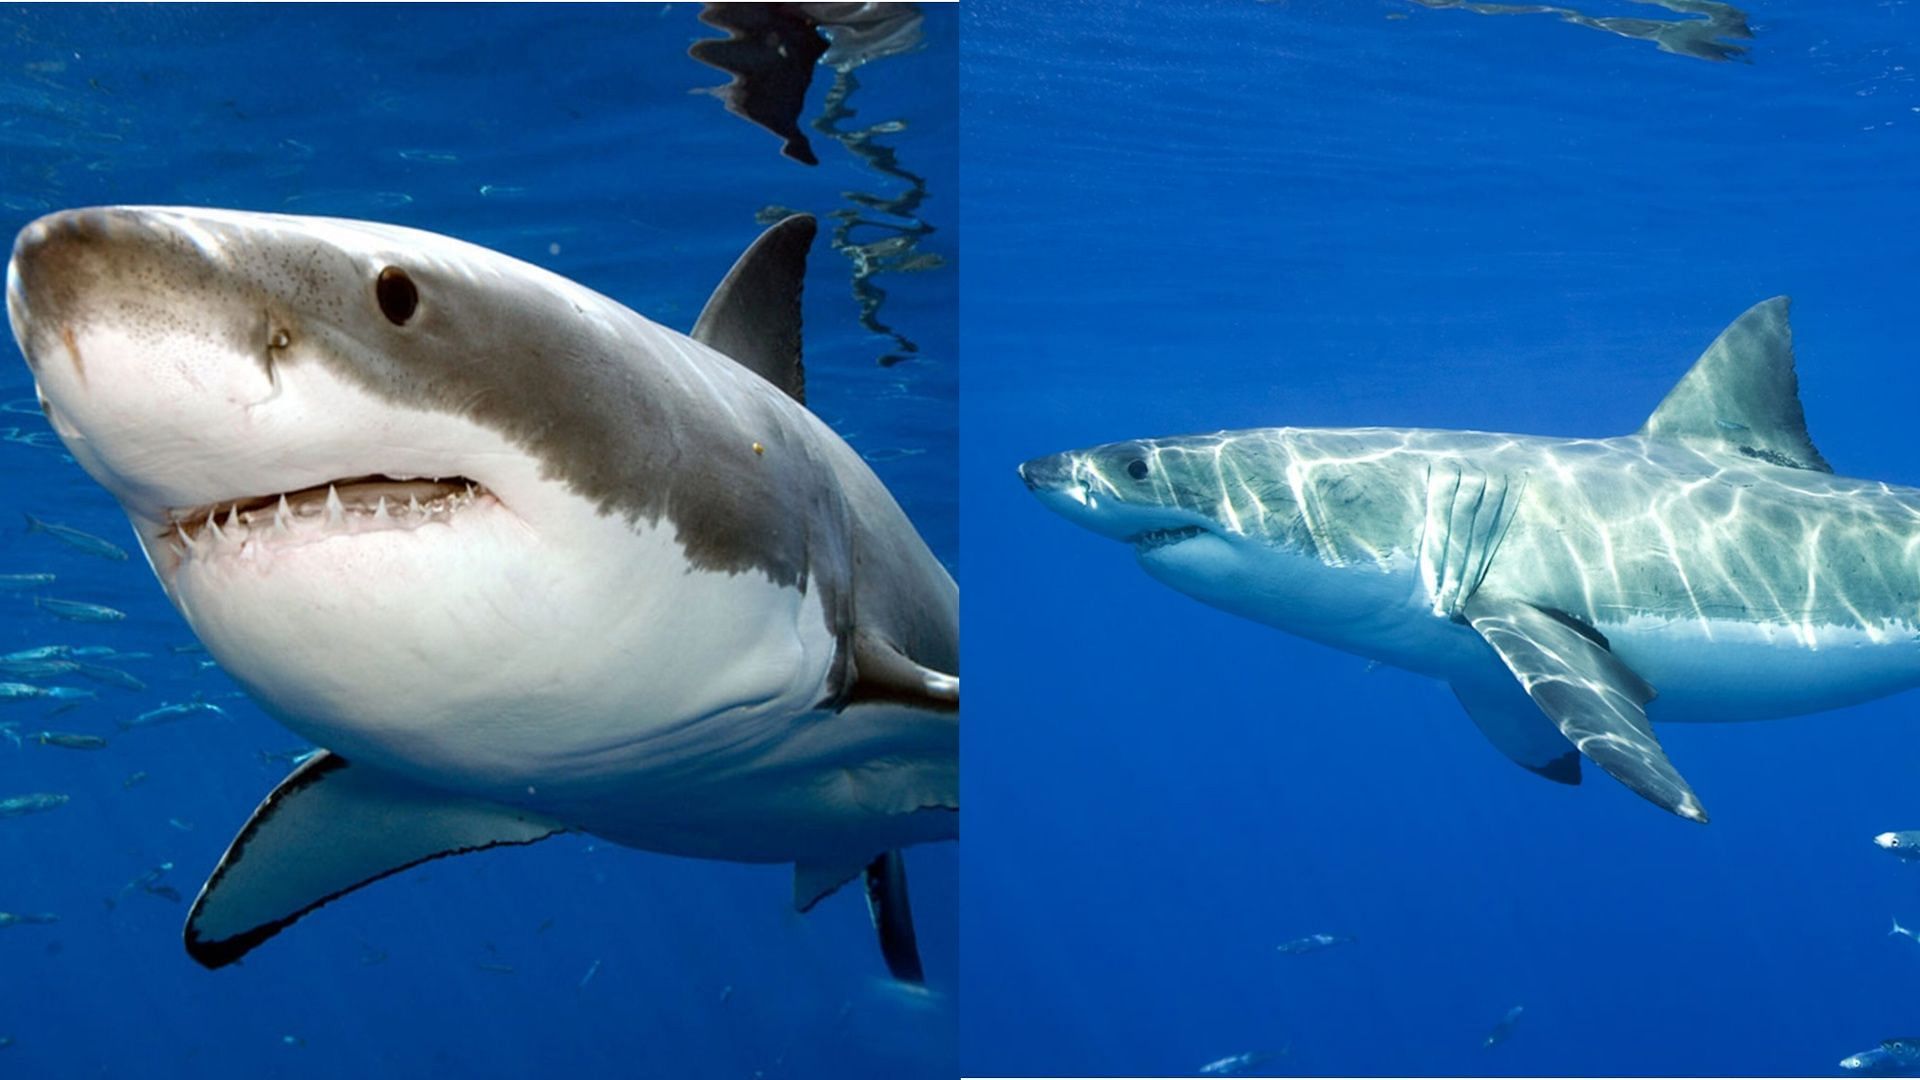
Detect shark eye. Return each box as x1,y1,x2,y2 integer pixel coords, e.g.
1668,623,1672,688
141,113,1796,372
1125,458,1149,481
375,267,418,326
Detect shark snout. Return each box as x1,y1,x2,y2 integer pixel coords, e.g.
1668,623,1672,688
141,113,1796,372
1018,452,1074,493
1020,447,1190,544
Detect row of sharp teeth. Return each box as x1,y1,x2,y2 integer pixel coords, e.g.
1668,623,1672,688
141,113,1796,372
170,482,482,551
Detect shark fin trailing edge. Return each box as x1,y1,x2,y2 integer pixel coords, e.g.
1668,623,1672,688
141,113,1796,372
1464,595,1708,823
793,857,866,913
1639,296,1831,473
792,852,927,984
184,751,563,969
691,214,815,405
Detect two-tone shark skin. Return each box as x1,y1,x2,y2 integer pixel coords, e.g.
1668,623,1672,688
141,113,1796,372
6,206,957,977
1021,298,1909,822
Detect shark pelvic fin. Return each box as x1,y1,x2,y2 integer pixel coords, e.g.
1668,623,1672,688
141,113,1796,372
1452,678,1582,785
794,857,866,913
866,851,924,984
691,213,815,405
1639,296,1831,473
793,851,926,984
184,751,563,969
1463,595,1709,823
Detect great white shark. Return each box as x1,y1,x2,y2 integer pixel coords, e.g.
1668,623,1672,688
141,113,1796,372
1022,298,1907,823
6,206,958,977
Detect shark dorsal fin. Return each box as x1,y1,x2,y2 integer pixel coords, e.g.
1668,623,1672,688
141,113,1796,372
1638,296,1831,472
692,214,815,406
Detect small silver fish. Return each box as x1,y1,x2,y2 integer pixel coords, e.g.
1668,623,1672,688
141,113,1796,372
22,514,127,561
1483,1005,1524,1049
120,698,226,731
33,732,107,751
1,646,67,661
1199,1050,1286,1076
0,659,81,678
578,958,603,989
0,912,58,927
0,792,68,817
121,770,148,790
36,597,127,623
0,573,54,591
1275,932,1355,956
71,663,146,692
110,861,177,907
0,683,47,701
258,746,322,768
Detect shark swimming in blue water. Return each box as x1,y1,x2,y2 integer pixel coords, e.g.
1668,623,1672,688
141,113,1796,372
1022,298,1914,822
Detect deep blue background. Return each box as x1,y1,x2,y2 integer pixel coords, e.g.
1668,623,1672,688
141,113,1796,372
0,5,955,1078
962,1,1920,1076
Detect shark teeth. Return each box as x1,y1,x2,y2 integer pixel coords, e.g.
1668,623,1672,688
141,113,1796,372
1131,525,1207,553
166,475,490,557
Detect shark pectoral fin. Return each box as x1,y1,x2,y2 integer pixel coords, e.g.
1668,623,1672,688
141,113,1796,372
843,631,959,713
1452,679,1582,785
1463,596,1709,823
185,751,563,969
690,213,815,405
1638,296,1831,472
866,851,924,984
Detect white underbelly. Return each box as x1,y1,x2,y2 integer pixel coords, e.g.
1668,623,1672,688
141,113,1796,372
1604,615,1920,722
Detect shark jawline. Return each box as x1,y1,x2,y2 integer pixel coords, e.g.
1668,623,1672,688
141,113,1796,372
162,474,496,553
1131,525,1207,552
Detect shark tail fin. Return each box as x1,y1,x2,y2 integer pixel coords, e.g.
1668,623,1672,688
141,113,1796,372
21,513,44,534
1894,917,1909,938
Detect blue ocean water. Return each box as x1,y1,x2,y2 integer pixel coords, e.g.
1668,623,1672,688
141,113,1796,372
963,1,1920,1076
0,6,954,1078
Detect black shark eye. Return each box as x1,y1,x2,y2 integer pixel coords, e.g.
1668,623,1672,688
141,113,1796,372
1125,458,1150,481
376,267,418,325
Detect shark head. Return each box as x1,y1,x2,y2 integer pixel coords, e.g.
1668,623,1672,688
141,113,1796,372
1020,429,1430,646
6,206,846,789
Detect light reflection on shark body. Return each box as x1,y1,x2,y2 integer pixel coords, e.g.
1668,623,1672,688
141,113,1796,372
1024,298,1910,821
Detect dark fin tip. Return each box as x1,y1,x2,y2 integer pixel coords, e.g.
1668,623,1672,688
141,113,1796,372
1529,751,1582,786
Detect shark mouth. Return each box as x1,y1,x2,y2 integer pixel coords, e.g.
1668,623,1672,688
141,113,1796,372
162,475,495,558
1130,525,1207,553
